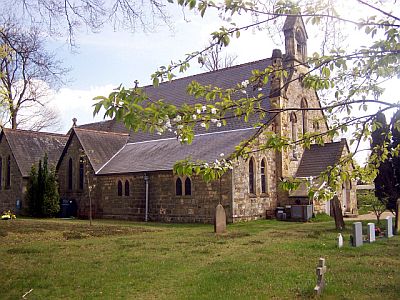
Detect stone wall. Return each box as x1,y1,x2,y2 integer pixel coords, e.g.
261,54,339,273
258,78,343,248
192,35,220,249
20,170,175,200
96,171,233,223
57,134,100,218
232,129,278,221
0,138,25,214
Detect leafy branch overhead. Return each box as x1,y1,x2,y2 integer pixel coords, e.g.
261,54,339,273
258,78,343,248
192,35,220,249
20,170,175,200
94,0,400,198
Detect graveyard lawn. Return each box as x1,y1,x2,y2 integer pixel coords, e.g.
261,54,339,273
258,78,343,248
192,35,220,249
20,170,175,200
0,218,399,299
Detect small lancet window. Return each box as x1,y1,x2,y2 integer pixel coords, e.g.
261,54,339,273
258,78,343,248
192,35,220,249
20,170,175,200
6,155,10,189
176,178,183,196
249,158,255,194
290,113,298,160
125,180,130,196
0,156,2,189
184,177,192,196
117,180,122,196
301,99,308,134
68,158,73,190
261,159,267,194
79,158,84,190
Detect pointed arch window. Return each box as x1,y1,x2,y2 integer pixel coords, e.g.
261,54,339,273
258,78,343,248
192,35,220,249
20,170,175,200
290,113,298,160
68,158,73,190
125,180,130,196
175,178,183,196
0,157,2,189
117,180,123,196
261,159,267,194
301,98,308,135
79,158,84,190
5,156,10,189
184,177,192,196
249,158,255,194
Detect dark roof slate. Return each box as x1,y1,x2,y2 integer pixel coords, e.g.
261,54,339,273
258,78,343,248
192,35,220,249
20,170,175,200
73,128,129,172
77,119,129,134
129,58,272,143
97,127,258,175
1,129,68,177
295,140,345,177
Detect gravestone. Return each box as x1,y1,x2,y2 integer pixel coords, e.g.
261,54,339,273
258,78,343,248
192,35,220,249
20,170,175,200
331,196,345,230
352,222,363,247
367,223,375,243
337,233,343,248
214,204,226,234
314,258,327,296
385,216,394,238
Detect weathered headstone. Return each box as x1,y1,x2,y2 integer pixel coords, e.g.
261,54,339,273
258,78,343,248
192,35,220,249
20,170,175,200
337,233,343,248
367,223,375,243
214,204,226,234
331,195,345,230
352,222,363,247
385,216,394,238
314,258,327,296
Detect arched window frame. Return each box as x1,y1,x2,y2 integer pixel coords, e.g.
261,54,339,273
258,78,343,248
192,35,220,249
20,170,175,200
290,112,298,160
5,155,10,189
79,157,84,190
0,156,2,189
175,177,183,196
125,180,130,196
68,158,73,190
117,180,123,196
260,158,267,194
249,157,255,194
301,98,308,135
184,177,192,196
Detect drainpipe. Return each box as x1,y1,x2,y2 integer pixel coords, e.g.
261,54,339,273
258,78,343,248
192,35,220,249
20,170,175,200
144,173,149,222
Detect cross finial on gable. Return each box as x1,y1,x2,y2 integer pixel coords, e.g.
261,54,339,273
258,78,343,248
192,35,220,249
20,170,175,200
72,118,77,128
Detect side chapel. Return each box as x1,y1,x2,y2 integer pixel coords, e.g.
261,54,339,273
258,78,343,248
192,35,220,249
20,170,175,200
0,16,357,222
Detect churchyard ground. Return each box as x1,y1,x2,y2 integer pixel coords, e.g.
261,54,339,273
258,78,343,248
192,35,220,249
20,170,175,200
0,217,399,299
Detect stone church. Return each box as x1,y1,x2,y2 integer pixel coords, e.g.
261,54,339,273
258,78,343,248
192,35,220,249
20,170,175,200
0,16,357,222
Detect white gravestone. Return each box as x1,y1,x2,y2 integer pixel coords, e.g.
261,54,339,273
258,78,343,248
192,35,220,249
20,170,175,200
367,223,375,243
386,216,394,238
352,222,363,247
337,233,343,248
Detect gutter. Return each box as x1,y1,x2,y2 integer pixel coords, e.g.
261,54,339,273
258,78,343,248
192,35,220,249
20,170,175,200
144,173,149,222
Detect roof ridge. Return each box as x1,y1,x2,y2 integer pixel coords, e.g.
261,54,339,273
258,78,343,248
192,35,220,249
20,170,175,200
2,128,67,138
74,127,129,136
127,127,257,146
141,57,272,89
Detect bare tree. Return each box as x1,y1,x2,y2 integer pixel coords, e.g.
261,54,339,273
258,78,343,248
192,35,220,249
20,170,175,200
0,17,66,130
201,44,238,71
2,0,171,45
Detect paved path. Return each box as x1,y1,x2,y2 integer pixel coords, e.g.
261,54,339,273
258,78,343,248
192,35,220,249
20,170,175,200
344,211,395,221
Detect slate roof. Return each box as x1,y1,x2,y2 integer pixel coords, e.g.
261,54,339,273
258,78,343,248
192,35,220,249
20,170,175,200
295,139,346,178
59,128,129,172
0,128,68,177
97,127,259,175
77,119,129,134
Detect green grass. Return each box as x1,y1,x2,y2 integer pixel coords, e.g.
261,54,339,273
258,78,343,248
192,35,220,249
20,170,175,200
0,217,399,299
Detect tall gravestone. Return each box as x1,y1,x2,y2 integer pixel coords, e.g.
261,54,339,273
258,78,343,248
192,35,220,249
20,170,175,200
385,216,394,238
214,204,226,234
352,222,363,247
331,195,345,230
367,223,375,243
